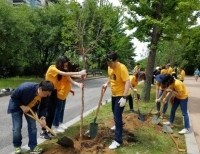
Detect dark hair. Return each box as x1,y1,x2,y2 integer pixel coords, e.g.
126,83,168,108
68,62,79,72
55,56,70,81
136,63,140,65
161,74,175,88
39,80,54,91
135,72,146,80
106,52,118,62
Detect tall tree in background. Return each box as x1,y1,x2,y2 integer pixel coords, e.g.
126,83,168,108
121,0,200,101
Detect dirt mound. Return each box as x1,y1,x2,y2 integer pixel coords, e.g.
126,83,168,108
42,113,161,154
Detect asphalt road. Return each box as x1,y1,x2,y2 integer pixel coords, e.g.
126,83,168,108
0,77,112,154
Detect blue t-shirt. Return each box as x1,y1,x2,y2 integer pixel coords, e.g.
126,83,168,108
194,70,200,76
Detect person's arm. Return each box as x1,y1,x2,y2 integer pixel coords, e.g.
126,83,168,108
123,80,131,97
58,69,86,76
68,77,84,88
102,79,110,89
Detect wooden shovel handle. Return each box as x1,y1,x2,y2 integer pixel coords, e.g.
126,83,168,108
94,86,106,119
26,109,57,136
170,134,185,152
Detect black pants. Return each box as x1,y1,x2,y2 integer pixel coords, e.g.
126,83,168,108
128,94,134,110
42,89,57,131
152,76,155,84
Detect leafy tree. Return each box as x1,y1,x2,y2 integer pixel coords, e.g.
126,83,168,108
121,0,200,101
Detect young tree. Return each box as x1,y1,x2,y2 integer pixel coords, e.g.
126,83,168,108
121,0,200,101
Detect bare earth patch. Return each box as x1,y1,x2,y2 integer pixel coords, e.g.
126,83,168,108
42,113,162,154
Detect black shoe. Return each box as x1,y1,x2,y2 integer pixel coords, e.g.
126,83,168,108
130,109,135,113
40,131,51,140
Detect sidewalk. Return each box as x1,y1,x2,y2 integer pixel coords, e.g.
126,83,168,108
184,76,200,154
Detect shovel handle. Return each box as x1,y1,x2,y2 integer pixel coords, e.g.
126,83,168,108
170,134,185,152
26,109,57,136
94,86,106,118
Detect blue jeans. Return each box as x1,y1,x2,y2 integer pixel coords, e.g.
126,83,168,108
156,90,168,114
12,111,37,150
111,96,125,144
53,98,66,127
169,97,190,128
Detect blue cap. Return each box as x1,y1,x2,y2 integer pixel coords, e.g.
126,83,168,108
155,74,165,83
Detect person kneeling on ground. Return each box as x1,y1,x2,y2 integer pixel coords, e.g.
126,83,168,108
7,80,54,154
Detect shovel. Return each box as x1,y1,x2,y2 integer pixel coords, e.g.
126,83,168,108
89,86,106,138
162,125,186,152
135,96,145,122
152,102,164,124
26,108,74,147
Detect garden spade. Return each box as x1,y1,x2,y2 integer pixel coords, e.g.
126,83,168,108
135,95,145,122
162,125,185,152
26,109,74,147
152,103,164,124
89,86,106,138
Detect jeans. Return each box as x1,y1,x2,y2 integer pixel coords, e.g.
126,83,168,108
156,90,168,114
12,111,37,150
128,94,134,110
111,96,125,144
169,97,190,129
53,98,66,127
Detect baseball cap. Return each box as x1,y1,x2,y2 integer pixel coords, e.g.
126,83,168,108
155,74,165,83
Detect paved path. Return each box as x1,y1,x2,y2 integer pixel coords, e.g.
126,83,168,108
184,76,200,154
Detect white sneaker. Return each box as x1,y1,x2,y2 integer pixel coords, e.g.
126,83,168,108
110,125,116,130
163,121,171,125
54,127,64,133
179,128,190,134
108,140,120,149
59,124,68,130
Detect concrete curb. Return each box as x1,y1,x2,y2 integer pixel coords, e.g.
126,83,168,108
185,110,200,154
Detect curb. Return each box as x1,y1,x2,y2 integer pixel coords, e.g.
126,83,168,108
0,91,12,97
185,110,200,154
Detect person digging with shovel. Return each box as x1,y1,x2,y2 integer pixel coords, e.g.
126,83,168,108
102,52,130,150
7,80,54,154
160,74,190,134
128,72,146,113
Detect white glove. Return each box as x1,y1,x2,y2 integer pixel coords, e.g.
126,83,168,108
118,97,127,107
155,98,161,103
78,83,84,89
78,70,86,75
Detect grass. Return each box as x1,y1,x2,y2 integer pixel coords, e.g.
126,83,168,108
38,83,187,154
0,76,43,89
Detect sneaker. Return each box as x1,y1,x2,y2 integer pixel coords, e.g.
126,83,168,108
110,125,116,131
14,147,22,154
40,131,51,140
179,128,190,134
59,124,68,130
130,109,135,113
54,127,64,133
163,121,171,125
153,111,159,114
108,140,120,149
30,146,43,154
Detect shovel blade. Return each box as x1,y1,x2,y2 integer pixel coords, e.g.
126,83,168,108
152,114,161,124
89,122,98,139
138,110,145,122
57,136,74,147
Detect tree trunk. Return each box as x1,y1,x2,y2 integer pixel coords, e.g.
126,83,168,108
141,0,163,102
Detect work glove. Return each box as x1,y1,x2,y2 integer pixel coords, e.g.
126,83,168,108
118,97,127,107
155,98,161,103
78,83,84,89
78,70,86,76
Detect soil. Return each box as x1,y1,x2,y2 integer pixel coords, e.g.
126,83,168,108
42,112,162,154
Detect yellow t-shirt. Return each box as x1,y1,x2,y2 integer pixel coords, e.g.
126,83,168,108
167,67,173,75
108,62,129,96
130,75,138,87
27,95,42,108
45,65,71,100
161,69,168,74
179,70,185,81
168,79,188,99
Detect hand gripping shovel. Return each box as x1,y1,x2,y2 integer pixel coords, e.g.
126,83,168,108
89,86,106,138
26,109,74,147
162,125,186,152
135,96,145,122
